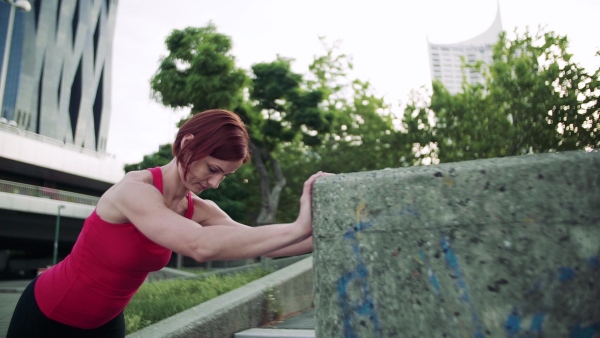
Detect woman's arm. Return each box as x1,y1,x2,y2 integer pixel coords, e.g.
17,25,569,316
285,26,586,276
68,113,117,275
111,172,330,262
262,236,313,258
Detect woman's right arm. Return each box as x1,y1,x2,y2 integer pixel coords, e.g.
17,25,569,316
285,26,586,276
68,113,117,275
109,172,328,262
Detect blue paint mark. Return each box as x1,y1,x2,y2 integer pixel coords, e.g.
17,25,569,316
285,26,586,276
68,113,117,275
506,256,600,337
504,309,546,337
398,206,419,217
569,322,600,338
558,267,575,282
336,220,382,338
504,309,521,336
587,256,599,270
418,251,441,295
440,233,485,338
530,313,545,333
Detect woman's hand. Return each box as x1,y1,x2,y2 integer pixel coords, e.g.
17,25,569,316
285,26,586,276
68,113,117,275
296,171,334,236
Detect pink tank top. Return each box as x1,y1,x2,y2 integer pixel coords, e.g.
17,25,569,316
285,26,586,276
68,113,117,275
34,167,194,329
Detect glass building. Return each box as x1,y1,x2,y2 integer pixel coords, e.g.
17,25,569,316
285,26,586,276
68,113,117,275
0,0,117,152
427,6,502,94
0,1,25,122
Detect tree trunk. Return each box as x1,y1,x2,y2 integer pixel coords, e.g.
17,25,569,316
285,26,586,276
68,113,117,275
250,143,287,225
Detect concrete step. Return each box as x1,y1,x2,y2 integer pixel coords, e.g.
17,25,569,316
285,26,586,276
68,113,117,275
234,328,315,338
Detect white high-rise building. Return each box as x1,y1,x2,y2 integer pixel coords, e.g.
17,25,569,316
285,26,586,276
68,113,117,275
427,6,503,94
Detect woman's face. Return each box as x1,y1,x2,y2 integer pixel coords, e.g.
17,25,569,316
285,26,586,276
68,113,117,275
180,155,243,194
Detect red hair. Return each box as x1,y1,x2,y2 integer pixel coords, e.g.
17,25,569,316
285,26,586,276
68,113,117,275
173,110,251,179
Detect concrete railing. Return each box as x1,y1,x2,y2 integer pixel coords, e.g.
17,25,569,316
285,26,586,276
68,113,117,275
128,256,315,338
0,179,99,206
312,150,600,337
0,123,114,159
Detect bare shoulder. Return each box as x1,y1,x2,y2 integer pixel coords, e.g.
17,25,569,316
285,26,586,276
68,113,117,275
122,169,153,184
97,170,159,222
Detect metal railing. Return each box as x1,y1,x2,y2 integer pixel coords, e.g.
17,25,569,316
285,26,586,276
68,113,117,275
0,179,99,206
0,123,115,159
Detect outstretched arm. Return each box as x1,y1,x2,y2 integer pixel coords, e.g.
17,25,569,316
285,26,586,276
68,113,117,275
112,171,331,262
262,236,313,258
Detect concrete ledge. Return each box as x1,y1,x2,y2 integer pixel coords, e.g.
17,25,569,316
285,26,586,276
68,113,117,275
312,151,600,337
234,328,315,338
127,256,314,338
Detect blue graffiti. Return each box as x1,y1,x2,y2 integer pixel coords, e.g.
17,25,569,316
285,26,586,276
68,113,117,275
504,309,521,335
398,206,420,218
530,313,545,332
504,255,600,335
570,322,600,338
441,233,485,338
558,267,576,282
587,256,599,270
336,218,382,338
418,251,441,295
504,308,545,337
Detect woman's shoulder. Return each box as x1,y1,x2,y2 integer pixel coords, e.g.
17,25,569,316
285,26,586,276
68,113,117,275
105,170,155,199
119,169,154,186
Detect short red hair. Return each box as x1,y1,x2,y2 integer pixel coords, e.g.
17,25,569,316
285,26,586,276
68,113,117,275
173,109,251,179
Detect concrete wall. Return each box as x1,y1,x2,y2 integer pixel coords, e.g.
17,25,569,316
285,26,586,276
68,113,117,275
312,151,600,338
128,256,314,338
0,128,124,184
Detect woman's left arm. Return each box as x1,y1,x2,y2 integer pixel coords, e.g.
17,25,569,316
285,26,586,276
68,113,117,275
262,236,313,258
196,202,313,257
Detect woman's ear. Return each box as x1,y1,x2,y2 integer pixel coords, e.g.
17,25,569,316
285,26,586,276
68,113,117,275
181,134,194,148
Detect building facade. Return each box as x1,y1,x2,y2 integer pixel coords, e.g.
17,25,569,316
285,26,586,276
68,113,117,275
0,0,123,277
0,0,117,152
427,6,502,94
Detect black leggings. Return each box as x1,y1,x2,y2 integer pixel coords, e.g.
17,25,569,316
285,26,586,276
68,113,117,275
7,276,126,338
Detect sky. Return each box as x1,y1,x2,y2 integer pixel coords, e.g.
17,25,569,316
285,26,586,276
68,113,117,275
107,0,600,165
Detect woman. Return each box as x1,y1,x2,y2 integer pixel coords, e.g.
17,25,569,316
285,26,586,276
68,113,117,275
8,109,331,337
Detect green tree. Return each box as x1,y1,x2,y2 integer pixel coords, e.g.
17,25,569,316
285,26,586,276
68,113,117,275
148,24,339,225
124,144,174,173
404,28,600,164
304,42,414,173
248,57,333,224
150,24,247,115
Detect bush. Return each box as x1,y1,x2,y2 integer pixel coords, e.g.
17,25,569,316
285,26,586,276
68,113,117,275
124,268,271,334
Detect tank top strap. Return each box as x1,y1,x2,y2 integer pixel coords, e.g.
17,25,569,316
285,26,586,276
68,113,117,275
184,192,195,219
147,167,194,219
147,167,163,194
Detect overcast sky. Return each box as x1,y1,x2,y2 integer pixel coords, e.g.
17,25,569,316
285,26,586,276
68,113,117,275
106,0,600,165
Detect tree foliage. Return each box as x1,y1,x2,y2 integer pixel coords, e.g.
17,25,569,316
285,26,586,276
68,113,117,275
147,25,341,225
404,28,600,164
124,144,174,172
150,24,247,115
130,24,599,226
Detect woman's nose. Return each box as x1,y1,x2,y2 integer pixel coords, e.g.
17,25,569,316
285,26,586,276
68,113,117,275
208,176,222,189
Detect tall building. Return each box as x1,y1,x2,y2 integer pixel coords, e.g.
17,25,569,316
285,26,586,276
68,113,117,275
0,0,123,275
0,0,117,152
427,6,502,94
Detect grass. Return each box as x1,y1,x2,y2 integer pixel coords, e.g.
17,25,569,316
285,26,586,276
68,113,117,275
124,267,272,334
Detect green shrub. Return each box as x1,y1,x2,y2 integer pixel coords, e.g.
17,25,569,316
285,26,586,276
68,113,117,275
124,268,271,334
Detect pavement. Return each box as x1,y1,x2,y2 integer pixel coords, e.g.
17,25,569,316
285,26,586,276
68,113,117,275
0,279,315,338
236,308,316,338
0,279,31,337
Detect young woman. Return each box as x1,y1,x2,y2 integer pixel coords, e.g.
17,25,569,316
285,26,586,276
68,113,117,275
7,109,331,337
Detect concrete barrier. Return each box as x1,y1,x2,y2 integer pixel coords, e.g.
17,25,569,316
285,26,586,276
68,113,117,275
312,151,600,337
128,256,314,338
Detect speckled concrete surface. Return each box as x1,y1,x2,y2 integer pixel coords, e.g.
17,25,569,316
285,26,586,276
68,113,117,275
312,151,600,338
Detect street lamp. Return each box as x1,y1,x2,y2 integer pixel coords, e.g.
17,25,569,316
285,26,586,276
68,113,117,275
0,0,31,117
52,205,65,265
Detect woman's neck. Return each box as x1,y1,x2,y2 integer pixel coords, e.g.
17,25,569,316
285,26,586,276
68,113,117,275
159,159,189,205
